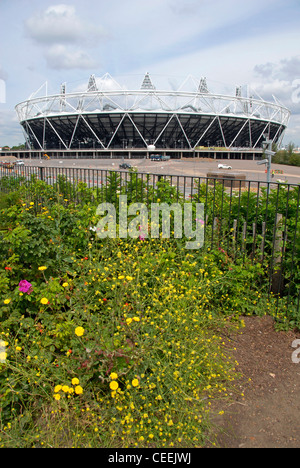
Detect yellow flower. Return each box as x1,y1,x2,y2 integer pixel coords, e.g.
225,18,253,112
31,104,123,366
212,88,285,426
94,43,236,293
72,378,80,386
109,381,119,391
54,385,62,393
126,276,133,281
75,326,84,337
62,282,69,288
53,394,61,401
75,385,83,395
110,372,118,380
38,266,47,271
62,385,70,393
132,378,139,387
3,299,11,305
40,298,49,305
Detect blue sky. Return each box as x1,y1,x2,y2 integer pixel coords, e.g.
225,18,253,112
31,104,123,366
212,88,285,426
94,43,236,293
1,0,300,146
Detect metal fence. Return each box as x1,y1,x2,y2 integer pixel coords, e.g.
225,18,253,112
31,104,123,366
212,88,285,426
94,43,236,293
0,164,299,312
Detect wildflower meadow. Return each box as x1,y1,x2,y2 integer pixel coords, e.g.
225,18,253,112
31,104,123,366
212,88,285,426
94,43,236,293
0,172,299,447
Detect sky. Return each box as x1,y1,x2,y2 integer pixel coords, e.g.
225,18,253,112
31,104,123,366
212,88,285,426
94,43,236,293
1,0,300,147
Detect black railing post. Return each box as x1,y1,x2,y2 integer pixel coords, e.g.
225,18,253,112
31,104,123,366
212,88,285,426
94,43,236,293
39,166,44,181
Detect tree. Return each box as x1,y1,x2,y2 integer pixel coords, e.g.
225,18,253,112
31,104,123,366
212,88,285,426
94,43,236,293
10,143,26,150
272,141,299,166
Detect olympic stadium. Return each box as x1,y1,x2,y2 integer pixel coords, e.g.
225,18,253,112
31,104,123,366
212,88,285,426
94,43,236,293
14,73,291,159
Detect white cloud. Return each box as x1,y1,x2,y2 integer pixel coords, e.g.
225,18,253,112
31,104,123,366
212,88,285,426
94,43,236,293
24,4,105,70
24,4,104,44
113,0,286,59
25,4,83,44
251,56,300,116
254,56,300,82
45,45,98,70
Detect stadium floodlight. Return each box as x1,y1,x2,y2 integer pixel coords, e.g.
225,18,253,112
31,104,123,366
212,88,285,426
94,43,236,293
257,159,269,165
264,149,276,157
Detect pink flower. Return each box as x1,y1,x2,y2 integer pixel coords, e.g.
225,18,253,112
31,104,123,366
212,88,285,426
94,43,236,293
19,280,33,295
196,218,205,225
138,225,146,241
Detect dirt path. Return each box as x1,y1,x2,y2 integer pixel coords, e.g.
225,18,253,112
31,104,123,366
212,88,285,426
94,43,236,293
211,316,300,448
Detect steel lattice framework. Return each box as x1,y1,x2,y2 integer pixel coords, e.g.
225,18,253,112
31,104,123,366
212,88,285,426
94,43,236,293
15,73,290,151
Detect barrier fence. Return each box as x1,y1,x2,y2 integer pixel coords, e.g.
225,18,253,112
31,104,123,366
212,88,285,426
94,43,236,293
0,165,299,312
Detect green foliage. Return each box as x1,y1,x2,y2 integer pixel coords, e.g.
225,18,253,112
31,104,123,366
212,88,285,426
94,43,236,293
0,170,299,447
272,142,300,166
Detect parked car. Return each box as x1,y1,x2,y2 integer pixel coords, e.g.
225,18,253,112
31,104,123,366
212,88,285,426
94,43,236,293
150,155,161,161
218,163,232,170
150,155,170,161
119,162,132,169
15,160,25,166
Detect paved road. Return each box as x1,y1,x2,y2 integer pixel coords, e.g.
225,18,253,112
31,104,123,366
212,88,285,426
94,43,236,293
24,157,300,185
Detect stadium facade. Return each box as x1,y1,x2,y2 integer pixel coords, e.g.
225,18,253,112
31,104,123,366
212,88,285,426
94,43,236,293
14,73,290,159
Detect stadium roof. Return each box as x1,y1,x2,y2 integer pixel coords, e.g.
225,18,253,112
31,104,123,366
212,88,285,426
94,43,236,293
15,73,290,151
